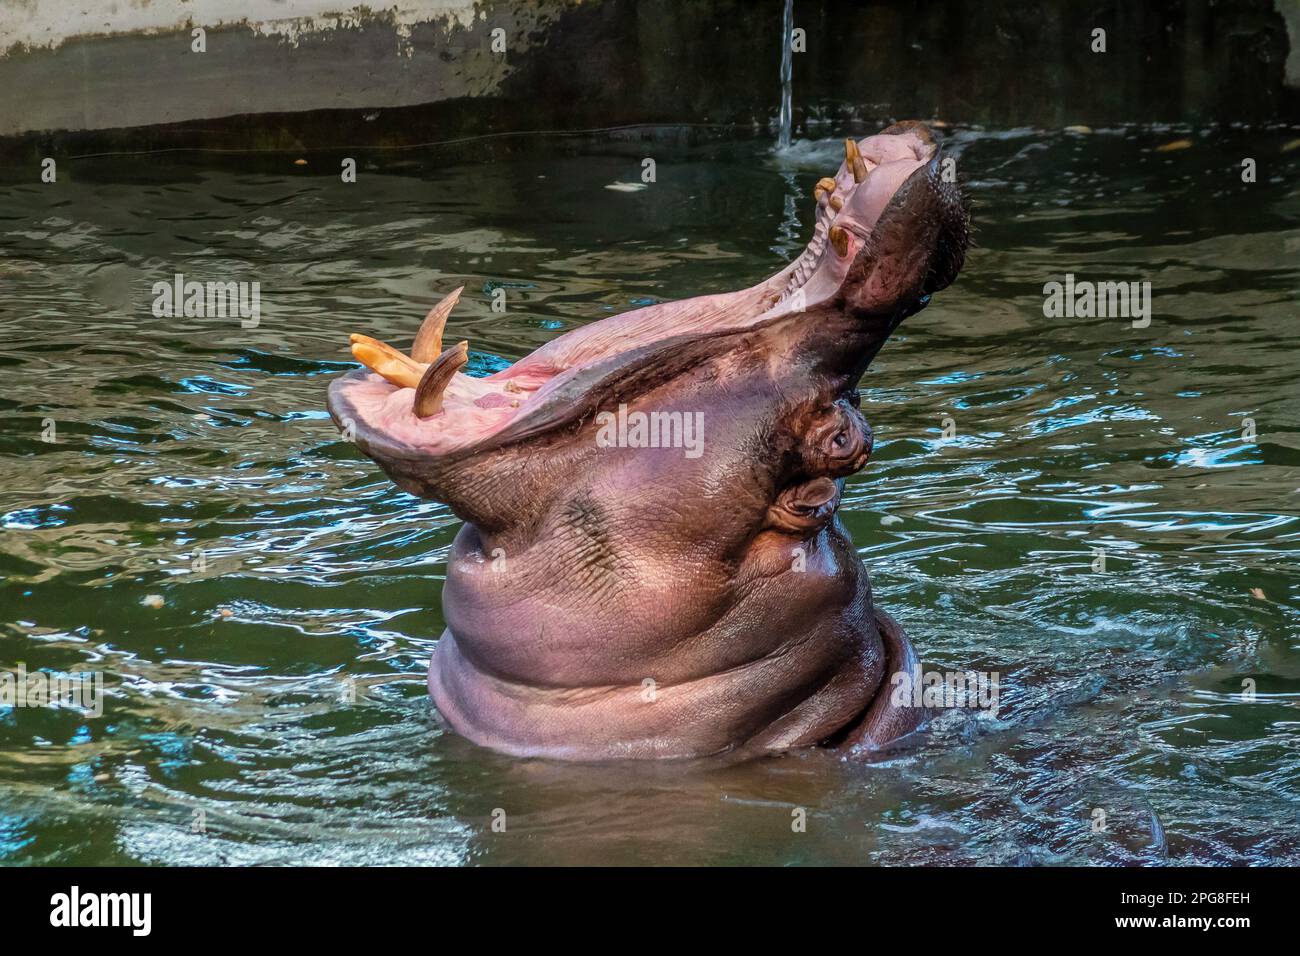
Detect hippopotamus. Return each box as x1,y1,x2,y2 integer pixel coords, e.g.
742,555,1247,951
327,122,969,760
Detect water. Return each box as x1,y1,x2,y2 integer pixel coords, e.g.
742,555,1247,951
1,125,1298,865
776,0,795,150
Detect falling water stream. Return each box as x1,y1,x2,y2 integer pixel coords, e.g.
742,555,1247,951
777,0,794,149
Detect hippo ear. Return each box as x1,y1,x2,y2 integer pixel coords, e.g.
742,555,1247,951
844,151,969,317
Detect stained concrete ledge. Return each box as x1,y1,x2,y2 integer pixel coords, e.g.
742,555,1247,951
0,1,572,137
0,0,1296,160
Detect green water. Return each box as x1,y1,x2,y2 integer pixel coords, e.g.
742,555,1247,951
1,126,1297,865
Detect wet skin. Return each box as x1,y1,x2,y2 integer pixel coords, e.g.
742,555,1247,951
327,122,969,760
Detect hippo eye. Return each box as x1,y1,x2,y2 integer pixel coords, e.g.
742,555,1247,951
918,294,932,306
833,431,848,449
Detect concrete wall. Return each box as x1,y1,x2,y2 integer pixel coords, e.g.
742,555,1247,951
1,0,480,50
0,0,1295,152
0,1,575,137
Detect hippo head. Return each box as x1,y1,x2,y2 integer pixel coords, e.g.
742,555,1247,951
327,122,969,760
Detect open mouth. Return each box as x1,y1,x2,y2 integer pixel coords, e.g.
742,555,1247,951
327,124,948,466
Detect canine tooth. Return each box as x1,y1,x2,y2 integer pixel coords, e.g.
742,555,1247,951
413,341,470,418
411,286,464,363
351,340,425,389
351,333,424,371
830,195,844,211
844,138,868,183
829,225,849,257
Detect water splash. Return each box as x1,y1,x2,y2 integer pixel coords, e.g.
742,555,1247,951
776,0,794,150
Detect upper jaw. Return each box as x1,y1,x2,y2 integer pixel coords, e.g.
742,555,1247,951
780,127,936,305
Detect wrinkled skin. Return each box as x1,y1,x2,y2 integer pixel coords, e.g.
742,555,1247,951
327,122,969,760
